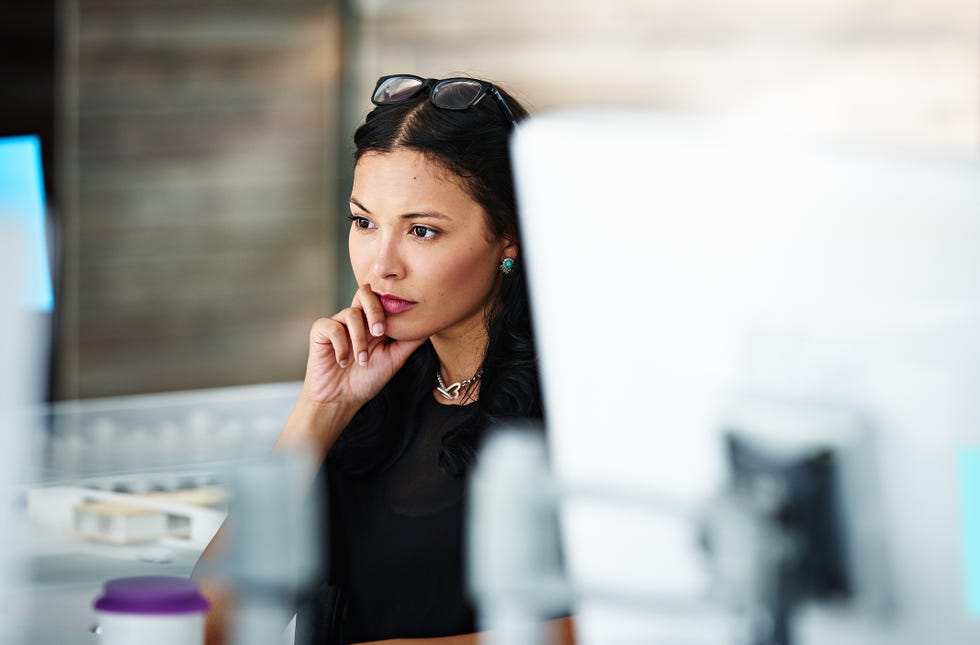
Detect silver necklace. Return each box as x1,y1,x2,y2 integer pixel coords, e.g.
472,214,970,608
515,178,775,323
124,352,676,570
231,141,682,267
435,368,483,401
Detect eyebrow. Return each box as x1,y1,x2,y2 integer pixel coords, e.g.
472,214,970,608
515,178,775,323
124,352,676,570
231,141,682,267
349,197,452,221
349,197,371,214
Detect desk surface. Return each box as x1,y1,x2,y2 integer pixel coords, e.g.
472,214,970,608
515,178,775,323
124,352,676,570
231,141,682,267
23,622,97,645
8,516,202,645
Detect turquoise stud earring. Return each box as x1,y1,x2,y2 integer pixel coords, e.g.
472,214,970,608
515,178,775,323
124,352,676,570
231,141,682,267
499,257,515,275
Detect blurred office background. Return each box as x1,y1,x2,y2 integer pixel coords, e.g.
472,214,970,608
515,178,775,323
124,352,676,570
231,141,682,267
1,0,977,400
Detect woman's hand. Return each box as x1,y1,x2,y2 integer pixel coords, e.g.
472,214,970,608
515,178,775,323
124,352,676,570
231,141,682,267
301,284,425,410
275,285,423,466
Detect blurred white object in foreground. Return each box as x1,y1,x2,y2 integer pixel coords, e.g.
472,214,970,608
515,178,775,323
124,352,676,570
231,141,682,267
468,427,567,645
503,110,980,644
1,225,45,644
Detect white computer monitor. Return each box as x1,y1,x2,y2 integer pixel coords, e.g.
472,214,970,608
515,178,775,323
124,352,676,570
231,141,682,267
0,133,53,644
511,110,980,644
0,132,53,495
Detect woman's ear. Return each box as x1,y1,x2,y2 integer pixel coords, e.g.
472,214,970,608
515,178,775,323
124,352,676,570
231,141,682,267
501,237,519,261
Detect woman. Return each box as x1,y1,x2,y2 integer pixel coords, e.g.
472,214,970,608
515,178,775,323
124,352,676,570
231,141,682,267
197,74,574,644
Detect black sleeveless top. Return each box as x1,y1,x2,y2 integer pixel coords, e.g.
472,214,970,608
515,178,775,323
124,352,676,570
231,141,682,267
319,395,477,644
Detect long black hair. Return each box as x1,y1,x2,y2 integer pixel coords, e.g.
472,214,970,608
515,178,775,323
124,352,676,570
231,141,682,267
329,78,541,478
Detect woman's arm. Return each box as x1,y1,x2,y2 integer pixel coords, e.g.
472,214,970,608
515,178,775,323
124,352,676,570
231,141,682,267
193,287,425,645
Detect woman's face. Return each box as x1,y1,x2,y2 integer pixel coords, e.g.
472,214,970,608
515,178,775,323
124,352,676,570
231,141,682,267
348,148,516,343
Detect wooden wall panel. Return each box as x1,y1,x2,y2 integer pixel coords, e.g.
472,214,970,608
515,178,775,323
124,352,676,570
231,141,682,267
352,0,978,155
59,0,343,398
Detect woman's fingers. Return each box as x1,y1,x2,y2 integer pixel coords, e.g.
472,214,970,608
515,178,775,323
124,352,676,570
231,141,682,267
310,317,351,367
314,296,383,369
338,286,386,366
304,308,425,407
338,307,371,366
351,284,387,339
310,286,408,373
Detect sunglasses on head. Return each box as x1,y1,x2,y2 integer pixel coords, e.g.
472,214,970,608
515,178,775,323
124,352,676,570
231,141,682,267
371,74,519,128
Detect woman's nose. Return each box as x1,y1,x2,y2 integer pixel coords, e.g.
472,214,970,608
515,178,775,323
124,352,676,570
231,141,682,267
371,235,404,279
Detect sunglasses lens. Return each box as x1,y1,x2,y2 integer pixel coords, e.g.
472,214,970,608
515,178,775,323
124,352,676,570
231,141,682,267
373,76,424,104
431,80,484,109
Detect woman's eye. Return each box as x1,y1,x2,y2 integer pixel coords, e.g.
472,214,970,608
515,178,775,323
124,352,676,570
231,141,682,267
410,225,437,239
348,215,372,229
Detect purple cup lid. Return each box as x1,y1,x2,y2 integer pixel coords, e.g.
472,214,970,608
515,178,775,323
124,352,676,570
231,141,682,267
94,576,211,615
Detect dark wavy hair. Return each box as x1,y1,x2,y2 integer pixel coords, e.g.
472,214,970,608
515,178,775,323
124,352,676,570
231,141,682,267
328,78,542,478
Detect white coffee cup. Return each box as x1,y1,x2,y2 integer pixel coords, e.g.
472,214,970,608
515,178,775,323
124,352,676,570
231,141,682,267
94,575,210,645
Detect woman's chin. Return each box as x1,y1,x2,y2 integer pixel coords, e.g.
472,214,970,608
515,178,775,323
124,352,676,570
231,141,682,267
382,322,430,343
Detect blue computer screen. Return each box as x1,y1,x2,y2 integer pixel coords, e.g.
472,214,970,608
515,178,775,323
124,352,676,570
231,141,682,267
0,134,54,312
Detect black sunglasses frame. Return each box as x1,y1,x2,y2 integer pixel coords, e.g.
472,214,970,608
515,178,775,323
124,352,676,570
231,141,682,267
371,74,519,128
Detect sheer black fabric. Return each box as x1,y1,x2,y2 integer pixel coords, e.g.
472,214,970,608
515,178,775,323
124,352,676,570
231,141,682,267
302,395,478,644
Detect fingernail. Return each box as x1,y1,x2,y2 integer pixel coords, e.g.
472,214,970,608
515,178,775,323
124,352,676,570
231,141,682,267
339,359,348,368
358,351,368,365
372,323,384,336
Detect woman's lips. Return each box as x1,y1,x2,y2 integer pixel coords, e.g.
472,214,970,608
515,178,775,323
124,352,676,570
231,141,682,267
378,294,416,315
